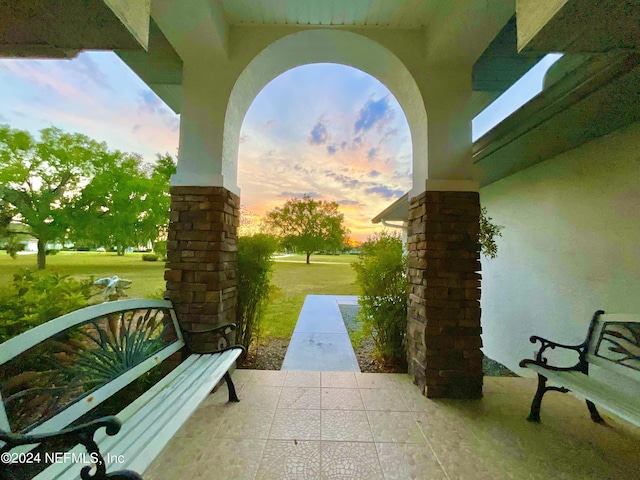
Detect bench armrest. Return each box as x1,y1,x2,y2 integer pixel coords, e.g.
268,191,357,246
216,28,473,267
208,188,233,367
519,335,587,372
0,416,142,480
181,323,246,355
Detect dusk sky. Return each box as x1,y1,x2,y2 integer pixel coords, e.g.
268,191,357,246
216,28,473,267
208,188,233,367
0,52,560,241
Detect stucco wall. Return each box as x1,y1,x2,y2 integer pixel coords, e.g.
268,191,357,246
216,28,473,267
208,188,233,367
480,121,640,375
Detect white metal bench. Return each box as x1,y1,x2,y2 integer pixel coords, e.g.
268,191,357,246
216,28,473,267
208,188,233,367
0,299,244,479
520,310,640,426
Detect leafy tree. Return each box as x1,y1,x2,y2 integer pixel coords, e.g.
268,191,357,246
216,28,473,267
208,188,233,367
0,125,107,269
265,195,347,264
71,153,175,255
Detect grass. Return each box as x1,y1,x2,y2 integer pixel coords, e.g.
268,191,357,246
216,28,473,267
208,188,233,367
0,251,360,340
264,255,359,338
0,251,166,299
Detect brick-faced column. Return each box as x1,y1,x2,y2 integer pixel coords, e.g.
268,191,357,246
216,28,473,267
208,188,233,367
164,186,239,352
406,191,483,399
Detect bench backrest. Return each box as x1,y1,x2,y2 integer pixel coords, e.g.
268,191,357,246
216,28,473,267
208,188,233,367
585,313,640,388
0,299,183,435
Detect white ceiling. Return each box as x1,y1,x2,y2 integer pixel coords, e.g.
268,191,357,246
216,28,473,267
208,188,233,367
221,0,447,29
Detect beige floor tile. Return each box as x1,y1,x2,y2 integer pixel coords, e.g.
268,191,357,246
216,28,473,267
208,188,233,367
360,388,409,411
429,440,497,480
279,387,322,409
321,410,373,442
355,373,397,389
321,372,358,388
367,411,427,444
270,409,321,440
173,404,227,439
231,368,254,387
321,441,383,479
193,439,266,480
235,384,282,411
144,435,206,479
285,370,321,387
399,386,444,414
321,388,364,410
256,440,321,480
214,405,275,439
249,370,287,386
375,443,448,480
413,411,475,444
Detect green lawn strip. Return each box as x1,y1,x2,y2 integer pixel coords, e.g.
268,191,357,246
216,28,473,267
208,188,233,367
1,251,359,340
261,261,358,339
273,253,358,264
0,251,166,299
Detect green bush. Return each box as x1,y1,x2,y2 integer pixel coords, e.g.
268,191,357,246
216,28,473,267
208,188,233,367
142,253,159,262
45,248,59,256
0,269,95,342
153,240,167,260
352,231,408,368
479,206,503,259
2,237,25,258
236,234,278,352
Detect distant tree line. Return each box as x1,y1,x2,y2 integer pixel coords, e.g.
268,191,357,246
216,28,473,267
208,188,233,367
0,125,175,269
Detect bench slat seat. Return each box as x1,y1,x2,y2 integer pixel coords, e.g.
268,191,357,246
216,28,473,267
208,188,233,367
524,363,640,427
38,350,241,479
520,310,640,425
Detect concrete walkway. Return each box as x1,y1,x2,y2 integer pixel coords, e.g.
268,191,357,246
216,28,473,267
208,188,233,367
281,295,360,371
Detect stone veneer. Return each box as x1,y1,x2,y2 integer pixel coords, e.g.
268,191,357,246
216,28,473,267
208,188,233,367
164,186,239,352
406,191,483,399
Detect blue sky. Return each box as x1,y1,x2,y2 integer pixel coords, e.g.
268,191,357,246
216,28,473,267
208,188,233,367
0,52,559,241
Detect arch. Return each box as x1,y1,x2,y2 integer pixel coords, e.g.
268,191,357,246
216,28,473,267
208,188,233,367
221,29,428,193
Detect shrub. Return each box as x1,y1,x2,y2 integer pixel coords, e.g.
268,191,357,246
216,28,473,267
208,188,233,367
236,234,278,352
352,231,407,368
142,253,159,262
153,240,167,260
45,249,59,256
0,269,95,342
2,237,25,259
479,207,503,259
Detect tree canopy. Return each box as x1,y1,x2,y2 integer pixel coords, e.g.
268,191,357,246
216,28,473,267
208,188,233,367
265,195,348,264
0,125,108,268
0,124,175,268
71,153,175,256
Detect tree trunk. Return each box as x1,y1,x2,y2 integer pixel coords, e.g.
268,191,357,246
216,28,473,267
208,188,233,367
37,238,46,270
117,245,125,256
306,251,311,264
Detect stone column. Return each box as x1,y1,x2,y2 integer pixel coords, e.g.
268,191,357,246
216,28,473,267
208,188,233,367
406,190,483,399
164,186,239,351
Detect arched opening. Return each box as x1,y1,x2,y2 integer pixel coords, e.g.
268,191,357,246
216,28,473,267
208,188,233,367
235,61,413,371
222,29,428,197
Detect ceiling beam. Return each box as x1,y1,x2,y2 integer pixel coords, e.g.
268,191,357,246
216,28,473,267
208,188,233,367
0,0,150,58
516,0,640,54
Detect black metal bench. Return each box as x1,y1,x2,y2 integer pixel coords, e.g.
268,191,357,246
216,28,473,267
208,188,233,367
0,299,244,479
520,310,640,426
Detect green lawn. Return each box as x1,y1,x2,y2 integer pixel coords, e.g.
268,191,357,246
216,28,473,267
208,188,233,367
0,251,360,340
265,255,359,338
0,251,166,299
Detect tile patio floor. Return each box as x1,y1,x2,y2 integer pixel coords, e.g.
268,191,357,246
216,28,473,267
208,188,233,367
145,369,640,479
